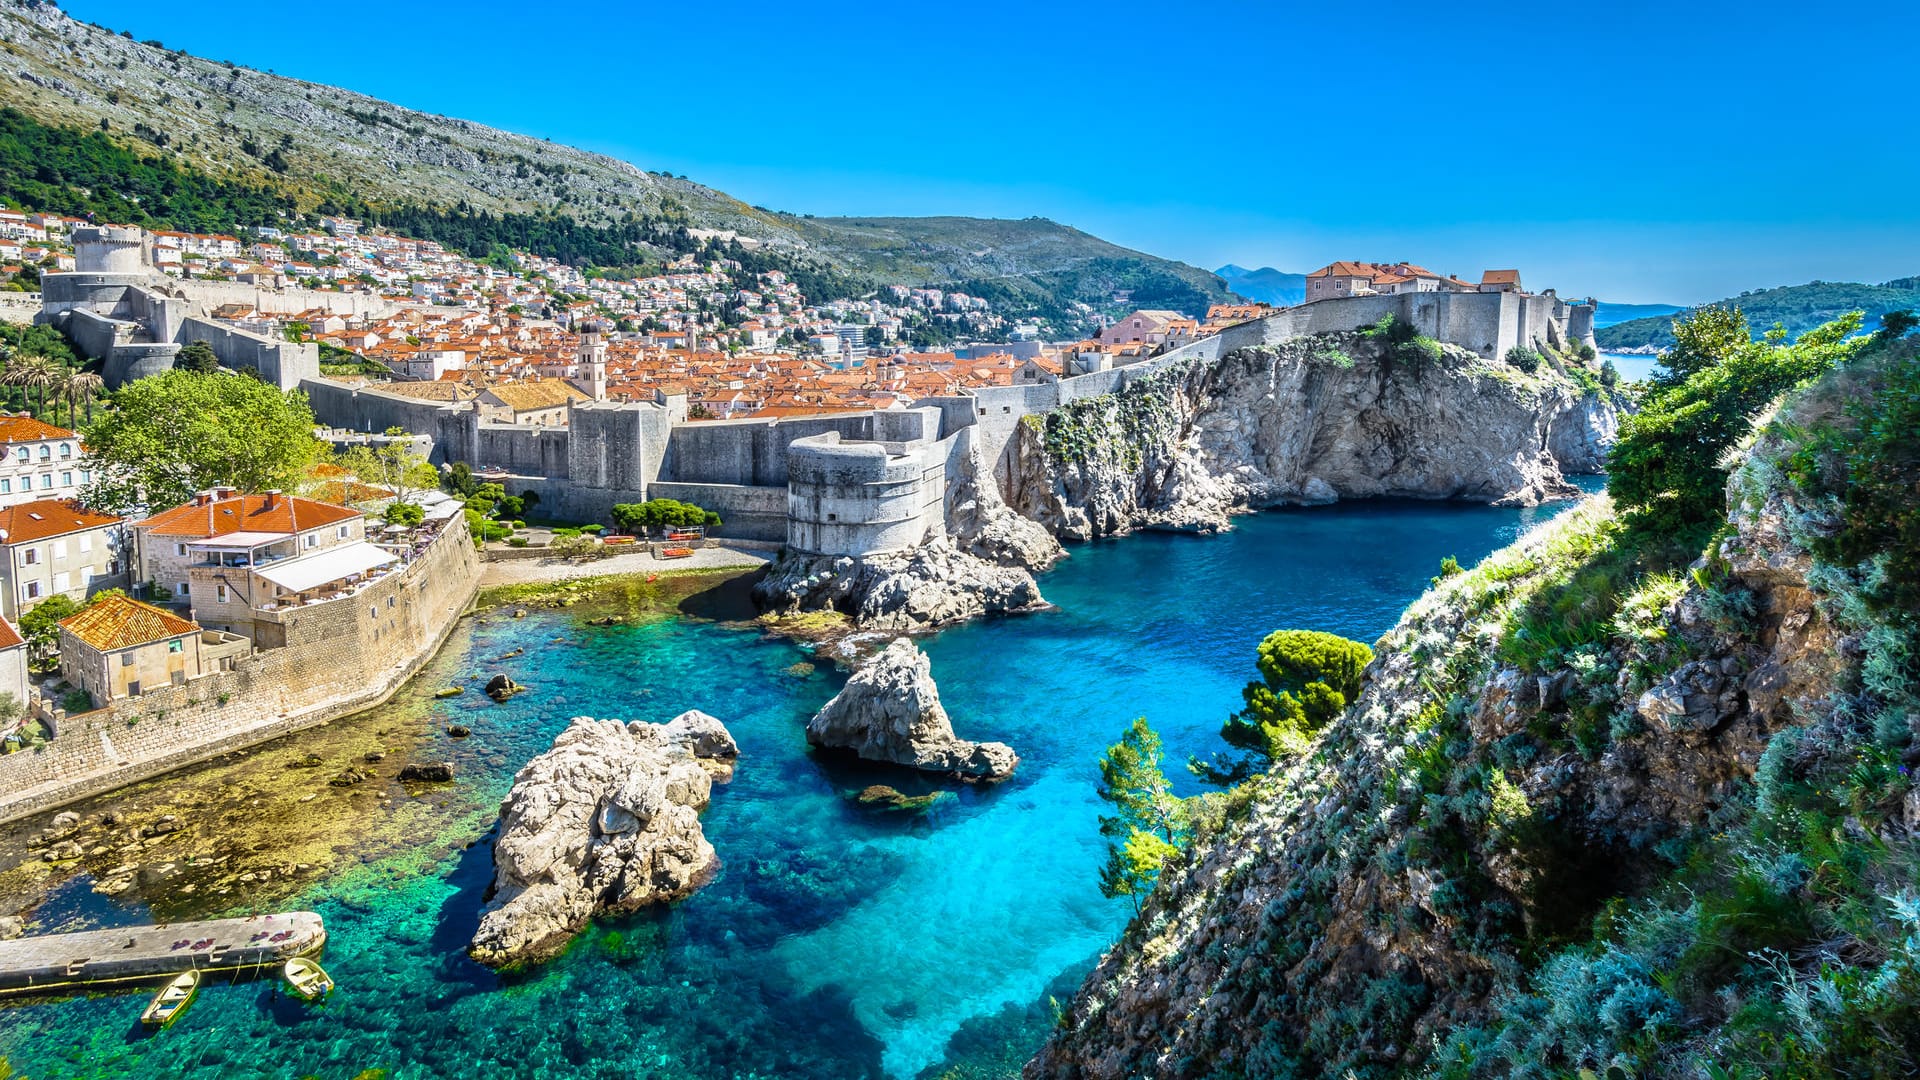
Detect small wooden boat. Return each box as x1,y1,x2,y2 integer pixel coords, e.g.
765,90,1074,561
433,686,464,699
283,957,334,1001
140,970,200,1029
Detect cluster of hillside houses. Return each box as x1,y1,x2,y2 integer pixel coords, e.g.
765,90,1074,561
0,411,463,743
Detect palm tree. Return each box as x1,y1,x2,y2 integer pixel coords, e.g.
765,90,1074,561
63,371,104,427
0,355,53,417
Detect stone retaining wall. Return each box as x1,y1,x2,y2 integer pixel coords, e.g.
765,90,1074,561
0,518,481,824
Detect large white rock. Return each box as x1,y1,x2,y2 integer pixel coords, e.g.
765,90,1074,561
469,710,739,968
806,638,1016,780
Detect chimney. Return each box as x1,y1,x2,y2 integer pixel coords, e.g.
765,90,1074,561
194,490,213,507
264,489,281,508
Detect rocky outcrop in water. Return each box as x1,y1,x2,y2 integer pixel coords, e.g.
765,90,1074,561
469,710,739,968
1005,334,1619,540
808,638,1016,780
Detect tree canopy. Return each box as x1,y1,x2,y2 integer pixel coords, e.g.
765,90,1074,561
80,371,323,514
1096,717,1188,911
1197,629,1373,782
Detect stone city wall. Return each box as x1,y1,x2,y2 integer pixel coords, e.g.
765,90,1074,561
177,317,319,390
0,517,482,825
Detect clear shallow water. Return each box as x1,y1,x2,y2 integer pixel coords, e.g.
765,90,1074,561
0,497,1579,1079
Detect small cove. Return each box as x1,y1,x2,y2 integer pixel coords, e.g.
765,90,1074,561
0,493,1589,1079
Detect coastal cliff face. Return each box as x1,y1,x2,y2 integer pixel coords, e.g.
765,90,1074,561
1029,345,1919,1077
1005,334,1618,540
469,711,739,968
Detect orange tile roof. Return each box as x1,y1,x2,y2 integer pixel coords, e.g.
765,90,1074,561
0,416,76,444
136,493,361,539
0,618,21,651
1482,270,1521,285
0,499,121,544
59,593,199,652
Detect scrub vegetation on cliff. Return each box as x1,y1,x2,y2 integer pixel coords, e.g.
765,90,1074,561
1033,310,1920,1078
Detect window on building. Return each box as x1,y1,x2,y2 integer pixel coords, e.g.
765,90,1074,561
175,543,187,557
168,639,182,653
23,581,38,599
176,581,189,597
36,446,47,461
0,480,8,494
11,448,24,463
22,548,36,565
122,651,134,667
51,539,65,560
305,534,318,549
337,525,350,539
37,474,50,489
60,472,71,487
215,584,229,603
52,571,67,592
59,444,71,459
77,534,90,553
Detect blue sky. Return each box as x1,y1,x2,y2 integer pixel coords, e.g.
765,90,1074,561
60,0,1920,303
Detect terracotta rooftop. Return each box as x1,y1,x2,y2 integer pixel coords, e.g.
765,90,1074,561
480,378,590,412
0,618,21,651
0,416,77,444
0,499,121,545
136,492,361,539
59,593,199,652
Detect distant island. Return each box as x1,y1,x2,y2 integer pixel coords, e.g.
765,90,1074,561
1598,276,1920,349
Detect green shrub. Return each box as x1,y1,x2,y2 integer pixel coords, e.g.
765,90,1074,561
1506,346,1544,374
60,689,92,714
611,498,721,532
1203,630,1373,780
507,536,528,548
580,523,604,534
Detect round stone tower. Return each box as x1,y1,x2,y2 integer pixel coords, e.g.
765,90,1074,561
72,225,150,275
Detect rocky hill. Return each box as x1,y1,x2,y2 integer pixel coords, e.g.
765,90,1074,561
1214,264,1307,306
0,0,1228,315
1030,316,1920,1077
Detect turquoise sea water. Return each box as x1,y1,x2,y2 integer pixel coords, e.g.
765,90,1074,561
0,496,1584,1079
1600,351,1662,384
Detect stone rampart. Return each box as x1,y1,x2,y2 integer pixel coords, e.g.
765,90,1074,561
0,517,482,825
177,317,319,390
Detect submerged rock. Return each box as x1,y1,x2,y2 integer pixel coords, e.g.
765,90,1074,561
807,638,1016,780
854,785,951,813
399,762,455,783
484,674,523,702
469,710,740,968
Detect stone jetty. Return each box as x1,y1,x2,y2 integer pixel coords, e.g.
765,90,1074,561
0,911,326,994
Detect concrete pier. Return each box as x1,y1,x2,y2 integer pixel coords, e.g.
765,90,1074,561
0,911,325,995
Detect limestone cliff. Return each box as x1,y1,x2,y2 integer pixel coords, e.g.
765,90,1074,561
1005,333,1618,540
469,711,739,968
1029,345,1918,1077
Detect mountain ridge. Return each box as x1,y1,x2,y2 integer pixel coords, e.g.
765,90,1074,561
0,0,1230,322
